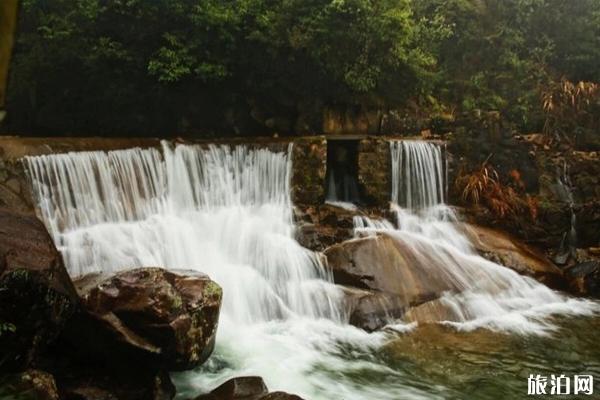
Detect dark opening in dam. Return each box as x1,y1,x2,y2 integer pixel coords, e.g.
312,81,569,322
325,139,361,204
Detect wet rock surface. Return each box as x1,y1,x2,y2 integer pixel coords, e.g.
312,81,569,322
192,376,304,400
325,234,459,298
341,286,406,331
566,260,600,298
403,297,464,324
71,267,223,371
294,204,389,252
294,204,356,251
0,209,78,372
461,223,566,289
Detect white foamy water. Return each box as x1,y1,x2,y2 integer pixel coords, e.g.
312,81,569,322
23,140,598,399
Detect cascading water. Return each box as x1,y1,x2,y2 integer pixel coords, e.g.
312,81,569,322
355,140,597,333
390,140,446,209
24,140,598,400
25,143,342,323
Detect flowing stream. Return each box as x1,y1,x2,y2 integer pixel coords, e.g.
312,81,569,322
24,140,599,399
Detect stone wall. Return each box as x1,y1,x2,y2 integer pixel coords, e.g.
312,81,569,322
357,138,390,207
290,136,327,205
0,156,32,213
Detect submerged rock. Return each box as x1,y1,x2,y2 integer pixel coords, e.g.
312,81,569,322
0,209,78,371
70,268,223,371
192,376,303,400
461,223,566,289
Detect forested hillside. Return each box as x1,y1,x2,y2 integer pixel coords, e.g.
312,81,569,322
4,0,600,136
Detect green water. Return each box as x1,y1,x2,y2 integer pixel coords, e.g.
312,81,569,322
175,314,600,400
340,316,600,400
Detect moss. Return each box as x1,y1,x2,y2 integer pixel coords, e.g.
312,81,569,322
203,281,222,300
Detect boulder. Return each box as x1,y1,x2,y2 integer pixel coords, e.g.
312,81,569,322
192,377,304,400
461,223,566,289
0,209,78,371
0,369,59,400
70,267,222,371
327,234,466,330
566,261,600,298
324,234,458,302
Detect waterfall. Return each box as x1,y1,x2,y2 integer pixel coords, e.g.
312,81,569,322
25,142,342,323
390,140,446,209
354,140,598,333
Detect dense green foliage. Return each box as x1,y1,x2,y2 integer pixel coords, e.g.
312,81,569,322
4,0,600,136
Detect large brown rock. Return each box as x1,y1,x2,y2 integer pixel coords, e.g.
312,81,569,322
461,223,565,289
70,267,222,371
0,209,78,371
325,234,462,330
325,234,459,301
